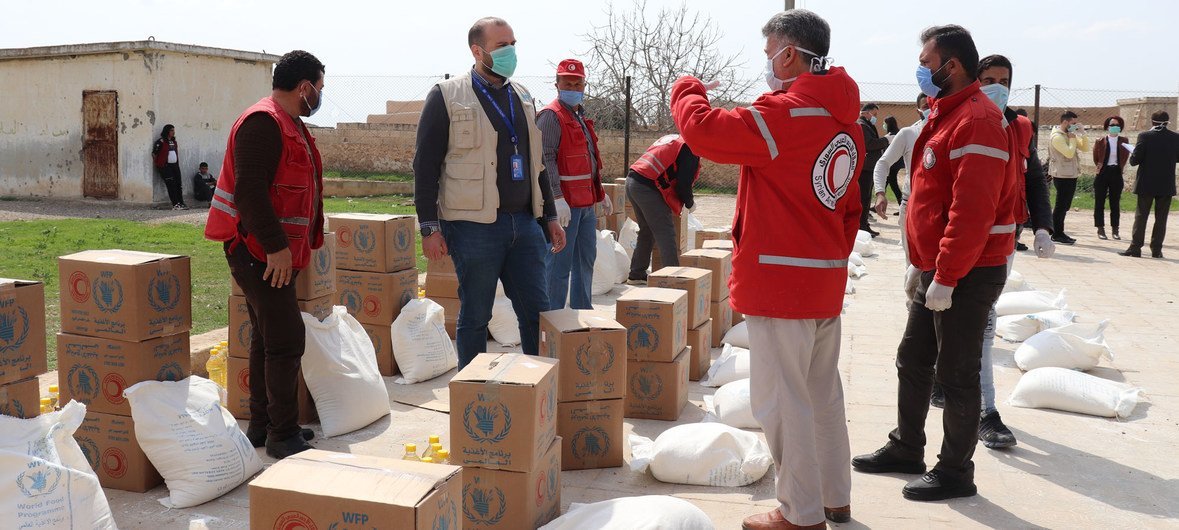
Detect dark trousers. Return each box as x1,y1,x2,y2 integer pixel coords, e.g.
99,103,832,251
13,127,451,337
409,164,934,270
1052,178,1078,236
1093,166,1123,229
1129,194,1173,254
859,171,873,229
887,265,1007,480
626,175,680,279
161,163,185,206
225,242,306,441
886,172,904,205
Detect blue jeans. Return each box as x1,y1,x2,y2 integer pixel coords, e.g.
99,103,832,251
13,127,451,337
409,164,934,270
980,252,1016,414
441,212,550,368
545,206,597,310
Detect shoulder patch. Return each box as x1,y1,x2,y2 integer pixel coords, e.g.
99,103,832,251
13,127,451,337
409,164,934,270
812,132,859,211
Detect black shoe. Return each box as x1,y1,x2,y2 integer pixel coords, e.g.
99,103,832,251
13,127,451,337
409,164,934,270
1097,228,1107,240
249,427,315,448
930,384,945,409
265,432,315,459
1119,248,1141,258
902,469,977,501
1152,250,1164,259
978,410,1017,449
1015,242,1029,251
864,227,881,238
1051,234,1076,245
852,447,926,474
1112,229,1121,240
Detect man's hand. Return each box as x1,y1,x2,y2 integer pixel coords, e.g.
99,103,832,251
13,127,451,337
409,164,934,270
547,220,567,253
554,198,572,228
264,248,294,288
1034,229,1055,259
423,232,448,261
924,280,954,311
873,192,889,220
904,265,921,302
597,196,613,217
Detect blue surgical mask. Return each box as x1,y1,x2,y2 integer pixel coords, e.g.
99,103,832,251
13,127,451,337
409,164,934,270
980,83,1009,111
916,61,948,98
1108,125,1122,135
869,116,877,125
1068,124,1080,133
558,90,584,106
482,45,518,79
919,108,931,120
302,84,322,117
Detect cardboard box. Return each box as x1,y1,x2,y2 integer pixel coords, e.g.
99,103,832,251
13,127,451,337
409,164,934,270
539,309,627,403
702,239,734,251
226,355,318,424
298,295,335,321
424,272,459,299
681,248,733,302
362,322,398,377
57,250,192,342
0,279,47,386
449,353,558,472
74,411,162,492
615,287,687,363
624,347,689,421
711,298,733,348
598,213,625,235
461,437,562,529
336,269,418,326
295,232,337,300
251,449,462,530
557,399,623,470
328,213,416,273
648,266,712,329
427,254,457,275
687,319,713,382
57,331,190,417
433,296,461,339
229,295,333,359
732,309,745,325
673,214,690,254
599,183,625,218
0,377,41,418
695,228,731,250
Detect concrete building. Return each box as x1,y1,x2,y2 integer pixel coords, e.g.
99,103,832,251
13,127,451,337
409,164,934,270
0,40,279,204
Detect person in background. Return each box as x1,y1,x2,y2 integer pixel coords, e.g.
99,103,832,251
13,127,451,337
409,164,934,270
413,17,564,368
881,115,905,206
1047,110,1090,244
192,162,216,202
1092,116,1130,240
858,103,890,237
873,94,928,266
537,58,609,310
152,124,187,210
1120,110,1179,258
624,134,700,285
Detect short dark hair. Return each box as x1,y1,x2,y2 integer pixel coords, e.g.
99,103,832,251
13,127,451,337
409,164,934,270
1103,116,1125,130
1015,108,1028,117
1152,110,1170,123
916,93,928,106
1061,111,1079,122
861,103,878,112
762,10,831,58
272,50,325,91
978,54,1013,83
468,17,509,47
919,25,979,79
199,162,208,168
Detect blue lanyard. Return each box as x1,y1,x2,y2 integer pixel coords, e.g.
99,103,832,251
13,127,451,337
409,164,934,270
473,75,519,152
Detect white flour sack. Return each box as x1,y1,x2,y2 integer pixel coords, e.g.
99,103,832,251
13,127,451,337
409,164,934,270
703,378,759,429
995,289,1067,317
0,401,116,530
847,251,868,278
619,219,640,259
1009,367,1145,418
630,423,772,487
489,296,522,347
391,299,458,384
1014,321,1113,372
854,230,877,257
1002,270,1032,294
124,377,263,508
302,307,391,437
540,495,714,530
722,321,750,348
592,230,619,295
700,344,751,388
996,310,1077,342
613,239,630,284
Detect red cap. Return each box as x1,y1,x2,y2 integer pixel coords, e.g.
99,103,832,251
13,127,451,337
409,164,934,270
556,59,586,78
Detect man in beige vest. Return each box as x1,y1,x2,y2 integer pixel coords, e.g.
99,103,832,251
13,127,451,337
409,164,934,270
1047,110,1090,244
413,17,565,368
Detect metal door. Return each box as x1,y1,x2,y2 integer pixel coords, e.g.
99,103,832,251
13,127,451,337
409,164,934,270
82,90,119,198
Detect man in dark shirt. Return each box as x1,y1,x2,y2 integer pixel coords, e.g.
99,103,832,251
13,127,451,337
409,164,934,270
624,136,700,283
858,103,890,237
1120,111,1179,259
192,162,215,202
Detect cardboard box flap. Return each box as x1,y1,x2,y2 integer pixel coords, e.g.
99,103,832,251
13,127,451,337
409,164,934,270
650,267,711,281
452,353,557,385
543,309,624,333
252,450,459,506
617,287,687,304
328,213,409,222
683,249,732,259
58,249,184,265
0,278,41,288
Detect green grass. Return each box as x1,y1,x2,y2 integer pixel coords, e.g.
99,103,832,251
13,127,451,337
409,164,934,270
1049,174,1143,212
323,170,414,182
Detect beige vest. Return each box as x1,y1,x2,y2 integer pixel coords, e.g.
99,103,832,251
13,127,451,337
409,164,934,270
436,73,545,223
1048,127,1082,179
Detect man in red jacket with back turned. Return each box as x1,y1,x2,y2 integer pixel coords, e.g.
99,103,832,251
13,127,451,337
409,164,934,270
672,10,862,530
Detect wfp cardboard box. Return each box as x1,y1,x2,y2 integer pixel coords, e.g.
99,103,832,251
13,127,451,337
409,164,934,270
601,183,625,216
687,319,713,381
228,295,333,359
75,410,162,492
539,309,626,402
597,213,625,234
427,254,457,275
449,353,558,472
233,232,339,301
424,272,459,299
615,287,687,363
557,399,623,470
681,248,732,302
361,322,397,376
625,347,689,421
702,239,734,251
674,214,690,253
0,279,47,386
0,377,41,418
226,355,318,423
648,266,712,329
328,213,416,273
250,449,463,530
695,228,731,250
57,331,190,417
433,296,461,339
57,250,191,342
336,269,419,326
461,437,561,529
711,298,733,348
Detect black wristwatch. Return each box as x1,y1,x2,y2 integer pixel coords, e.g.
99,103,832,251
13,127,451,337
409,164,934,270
420,226,438,238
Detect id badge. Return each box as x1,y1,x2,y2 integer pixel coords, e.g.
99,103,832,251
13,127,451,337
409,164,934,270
510,154,525,182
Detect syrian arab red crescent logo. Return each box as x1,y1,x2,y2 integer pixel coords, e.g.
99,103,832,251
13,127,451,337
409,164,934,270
811,132,858,211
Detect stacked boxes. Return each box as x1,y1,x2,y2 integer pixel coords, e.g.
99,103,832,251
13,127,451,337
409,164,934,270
424,255,460,339
682,249,734,348
449,353,562,529
57,250,192,492
596,183,627,234
648,267,713,382
702,239,734,251
540,309,626,470
225,296,321,424
650,214,691,271
328,214,418,376
615,288,689,421
694,228,731,250
0,279,48,419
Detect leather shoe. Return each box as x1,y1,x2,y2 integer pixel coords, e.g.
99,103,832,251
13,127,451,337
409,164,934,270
1051,234,1076,245
852,446,926,474
247,426,315,448
265,432,314,459
1152,250,1164,259
1015,242,1029,251
1112,229,1121,240
902,469,978,501
1119,248,1141,258
741,509,825,530
824,506,850,523
1097,227,1107,240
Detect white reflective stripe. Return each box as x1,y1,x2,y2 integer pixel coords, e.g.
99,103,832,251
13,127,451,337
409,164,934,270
640,153,668,175
990,223,1016,234
759,255,848,269
1001,117,1010,129
214,187,234,202
746,107,779,160
789,107,831,118
559,174,592,182
279,217,310,226
948,144,1010,162
210,199,237,218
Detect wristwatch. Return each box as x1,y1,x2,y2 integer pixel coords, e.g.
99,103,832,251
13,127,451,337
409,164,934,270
420,226,437,238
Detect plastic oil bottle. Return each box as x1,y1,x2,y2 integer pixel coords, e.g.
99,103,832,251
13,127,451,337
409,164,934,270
435,449,451,465
403,443,421,461
47,384,59,410
423,435,441,459
39,397,53,415
206,347,226,390
420,456,434,464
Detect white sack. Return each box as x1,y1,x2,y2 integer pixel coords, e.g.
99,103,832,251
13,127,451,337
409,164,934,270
1014,321,1113,372
687,213,703,251
488,296,522,347
392,299,458,384
540,496,714,530
848,262,868,279
630,423,772,487
700,344,750,388
1003,270,1031,294
995,289,1067,317
703,378,759,430
302,307,392,437
722,321,750,349
995,310,1077,342
845,277,856,294
124,377,263,508
613,239,630,284
854,230,877,257
619,219,640,259
1009,367,1144,418
592,230,618,295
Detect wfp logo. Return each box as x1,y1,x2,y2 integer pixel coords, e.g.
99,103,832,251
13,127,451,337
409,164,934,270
91,272,124,314
315,247,332,276
394,225,412,251
575,338,616,376
77,436,100,471
631,371,664,401
156,362,184,382
572,427,610,459
16,461,61,498
463,397,512,444
148,270,182,313
463,478,507,526
0,305,29,354
67,364,100,402
432,497,459,530
366,329,383,354
0,399,25,418
237,320,253,349
627,323,659,354
354,226,377,254
340,289,363,314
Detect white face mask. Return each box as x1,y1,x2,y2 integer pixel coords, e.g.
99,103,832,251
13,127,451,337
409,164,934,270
764,43,826,91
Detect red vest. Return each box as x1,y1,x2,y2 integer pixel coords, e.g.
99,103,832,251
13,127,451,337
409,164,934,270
630,134,696,215
543,100,604,207
204,97,324,269
1007,114,1034,224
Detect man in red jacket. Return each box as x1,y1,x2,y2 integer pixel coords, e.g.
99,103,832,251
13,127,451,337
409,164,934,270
853,26,1015,502
672,10,862,530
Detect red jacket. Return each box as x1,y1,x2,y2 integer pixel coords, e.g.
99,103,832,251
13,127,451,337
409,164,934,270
205,97,325,269
1006,114,1034,224
629,135,697,215
153,138,176,168
671,68,864,319
543,100,604,207
906,81,1015,287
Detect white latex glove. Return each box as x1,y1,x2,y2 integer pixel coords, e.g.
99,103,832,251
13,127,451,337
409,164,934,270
598,196,613,216
904,265,921,303
1034,229,1055,259
554,198,571,228
702,79,721,91
688,204,698,214
924,280,954,312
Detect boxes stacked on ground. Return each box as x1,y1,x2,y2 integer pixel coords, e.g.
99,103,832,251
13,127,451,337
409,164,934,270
695,228,731,250
424,254,460,339
449,353,562,528
649,267,714,382
682,248,734,348
540,309,626,470
650,214,691,271
595,183,627,234
0,278,48,419
328,214,418,376
615,288,689,421
56,250,193,492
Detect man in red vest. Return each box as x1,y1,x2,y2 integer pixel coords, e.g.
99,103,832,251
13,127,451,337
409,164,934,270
672,10,862,529
205,50,325,459
624,134,700,283
537,59,609,309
